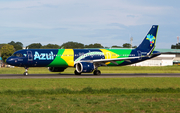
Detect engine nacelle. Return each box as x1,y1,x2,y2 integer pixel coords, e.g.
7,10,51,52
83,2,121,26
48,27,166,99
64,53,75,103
48,67,67,72
76,62,95,73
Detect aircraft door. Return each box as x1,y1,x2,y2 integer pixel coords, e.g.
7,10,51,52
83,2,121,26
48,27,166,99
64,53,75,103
27,51,33,61
137,50,142,60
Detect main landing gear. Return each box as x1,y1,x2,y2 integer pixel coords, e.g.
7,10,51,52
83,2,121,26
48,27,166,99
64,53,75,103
74,70,101,75
24,67,29,76
93,70,101,75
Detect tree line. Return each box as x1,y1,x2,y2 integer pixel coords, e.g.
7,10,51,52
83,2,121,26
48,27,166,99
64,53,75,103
171,43,180,49
26,42,137,49
0,41,137,62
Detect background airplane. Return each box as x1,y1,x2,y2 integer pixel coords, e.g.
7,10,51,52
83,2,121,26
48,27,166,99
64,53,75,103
6,25,160,75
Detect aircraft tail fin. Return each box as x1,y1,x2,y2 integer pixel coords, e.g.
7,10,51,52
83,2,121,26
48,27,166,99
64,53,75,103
136,25,158,54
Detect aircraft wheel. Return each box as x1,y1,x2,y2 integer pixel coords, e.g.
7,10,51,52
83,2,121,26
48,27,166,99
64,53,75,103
93,70,101,75
24,72,29,76
74,70,81,75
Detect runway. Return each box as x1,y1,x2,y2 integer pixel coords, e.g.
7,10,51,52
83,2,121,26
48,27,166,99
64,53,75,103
0,73,180,79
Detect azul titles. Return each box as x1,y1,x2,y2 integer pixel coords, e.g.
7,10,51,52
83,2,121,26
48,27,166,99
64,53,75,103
34,51,54,60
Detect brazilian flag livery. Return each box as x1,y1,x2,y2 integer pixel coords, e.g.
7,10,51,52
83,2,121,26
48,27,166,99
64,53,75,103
45,48,133,67
6,25,160,75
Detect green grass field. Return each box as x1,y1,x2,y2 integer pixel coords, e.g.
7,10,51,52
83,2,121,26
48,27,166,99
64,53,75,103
0,66,180,112
1,65,180,74
0,78,180,112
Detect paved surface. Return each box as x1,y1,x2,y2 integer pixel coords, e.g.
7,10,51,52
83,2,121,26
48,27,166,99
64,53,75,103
0,73,180,79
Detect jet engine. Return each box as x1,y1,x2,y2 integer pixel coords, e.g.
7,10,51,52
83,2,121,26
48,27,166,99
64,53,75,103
48,67,67,72
75,62,95,73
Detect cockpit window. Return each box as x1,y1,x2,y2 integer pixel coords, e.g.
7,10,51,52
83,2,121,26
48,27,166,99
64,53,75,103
12,53,23,57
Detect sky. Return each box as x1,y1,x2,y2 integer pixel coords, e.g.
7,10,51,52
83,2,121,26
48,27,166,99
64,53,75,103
0,0,180,49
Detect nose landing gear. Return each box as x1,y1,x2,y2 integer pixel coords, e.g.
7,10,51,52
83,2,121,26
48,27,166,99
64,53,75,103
24,67,29,76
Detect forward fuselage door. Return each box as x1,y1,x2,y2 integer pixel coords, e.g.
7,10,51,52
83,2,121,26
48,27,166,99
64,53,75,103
27,51,33,61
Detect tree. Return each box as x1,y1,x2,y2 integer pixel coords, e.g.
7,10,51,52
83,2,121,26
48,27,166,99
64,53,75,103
85,43,104,48
123,43,131,48
16,42,23,47
171,43,180,49
41,44,60,49
8,41,23,51
111,45,122,48
111,43,136,48
0,44,7,58
61,41,84,49
132,45,137,48
27,43,42,49
1,44,14,62
0,44,7,49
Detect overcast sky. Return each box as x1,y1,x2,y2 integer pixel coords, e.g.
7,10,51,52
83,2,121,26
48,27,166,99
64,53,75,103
0,0,179,48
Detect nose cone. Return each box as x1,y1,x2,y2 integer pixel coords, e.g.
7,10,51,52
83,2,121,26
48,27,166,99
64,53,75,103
6,57,13,65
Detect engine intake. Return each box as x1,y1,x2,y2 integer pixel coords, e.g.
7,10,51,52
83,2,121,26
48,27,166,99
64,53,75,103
76,62,94,73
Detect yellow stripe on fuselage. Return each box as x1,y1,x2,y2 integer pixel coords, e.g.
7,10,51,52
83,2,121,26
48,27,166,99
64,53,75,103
100,49,119,65
61,49,74,67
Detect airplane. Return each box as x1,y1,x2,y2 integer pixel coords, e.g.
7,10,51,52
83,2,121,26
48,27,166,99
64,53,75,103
6,25,160,76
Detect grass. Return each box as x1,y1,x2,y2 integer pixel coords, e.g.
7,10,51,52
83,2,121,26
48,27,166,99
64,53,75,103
0,93,180,113
0,78,180,112
1,87,180,95
1,66,180,112
1,65,180,74
0,78,180,91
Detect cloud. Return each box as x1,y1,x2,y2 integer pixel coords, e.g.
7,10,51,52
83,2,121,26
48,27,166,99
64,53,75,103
0,0,174,28
0,0,179,48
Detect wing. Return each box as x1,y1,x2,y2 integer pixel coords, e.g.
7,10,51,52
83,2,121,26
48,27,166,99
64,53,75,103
91,52,160,66
75,56,140,66
92,56,140,65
